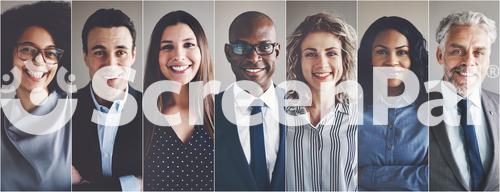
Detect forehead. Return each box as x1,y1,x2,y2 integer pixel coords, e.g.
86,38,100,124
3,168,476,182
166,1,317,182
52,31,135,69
373,29,408,47
231,24,276,44
87,26,133,49
301,32,341,50
445,25,490,47
18,26,55,47
161,23,196,41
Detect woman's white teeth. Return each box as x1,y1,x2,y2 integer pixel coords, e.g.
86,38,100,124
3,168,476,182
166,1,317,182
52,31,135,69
27,69,44,79
313,72,331,78
245,68,263,73
171,65,190,71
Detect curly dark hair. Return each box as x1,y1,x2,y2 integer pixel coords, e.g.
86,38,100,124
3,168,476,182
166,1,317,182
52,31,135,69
358,16,428,107
1,1,71,94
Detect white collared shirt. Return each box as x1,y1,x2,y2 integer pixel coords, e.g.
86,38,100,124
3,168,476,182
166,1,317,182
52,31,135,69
441,83,492,188
232,83,280,182
90,85,140,191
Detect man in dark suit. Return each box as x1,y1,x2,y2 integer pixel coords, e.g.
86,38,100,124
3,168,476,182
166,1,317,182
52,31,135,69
72,8,142,191
430,11,499,191
215,11,285,191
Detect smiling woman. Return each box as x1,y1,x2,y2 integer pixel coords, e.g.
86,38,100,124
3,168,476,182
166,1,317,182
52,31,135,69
1,1,71,190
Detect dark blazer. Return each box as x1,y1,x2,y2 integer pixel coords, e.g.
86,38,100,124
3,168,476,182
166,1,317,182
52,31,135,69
429,89,499,191
72,84,142,191
215,86,285,191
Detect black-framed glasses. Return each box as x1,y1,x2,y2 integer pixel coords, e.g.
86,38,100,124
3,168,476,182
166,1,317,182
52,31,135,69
16,43,64,65
228,42,278,56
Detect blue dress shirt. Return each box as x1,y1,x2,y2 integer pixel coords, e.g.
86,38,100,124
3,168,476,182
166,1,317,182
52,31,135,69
359,101,428,190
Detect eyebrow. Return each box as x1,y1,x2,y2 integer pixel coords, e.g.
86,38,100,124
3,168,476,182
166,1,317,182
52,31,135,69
373,45,408,49
160,38,196,44
18,41,56,49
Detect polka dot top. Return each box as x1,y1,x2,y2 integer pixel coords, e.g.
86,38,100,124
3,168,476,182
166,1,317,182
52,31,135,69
145,125,214,191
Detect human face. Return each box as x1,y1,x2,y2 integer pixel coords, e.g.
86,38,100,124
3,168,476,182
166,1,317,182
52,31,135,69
225,24,279,91
158,23,201,85
84,27,136,94
13,26,59,92
371,29,411,89
300,32,343,92
437,25,490,96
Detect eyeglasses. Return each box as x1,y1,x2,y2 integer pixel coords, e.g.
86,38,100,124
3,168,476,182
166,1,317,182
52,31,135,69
16,43,64,65
228,42,278,56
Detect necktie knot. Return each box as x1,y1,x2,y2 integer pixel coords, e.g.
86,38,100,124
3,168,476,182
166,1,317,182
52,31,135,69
457,99,470,115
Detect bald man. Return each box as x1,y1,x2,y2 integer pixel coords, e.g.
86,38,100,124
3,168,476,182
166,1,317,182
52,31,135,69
215,11,285,191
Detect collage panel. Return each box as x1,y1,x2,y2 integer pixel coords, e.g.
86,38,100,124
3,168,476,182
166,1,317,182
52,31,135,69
214,0,286,191
358,1,429,191
1,1,72,190
429,1,500,191
71,1,143,191
142,1,215,191
285,1,358,191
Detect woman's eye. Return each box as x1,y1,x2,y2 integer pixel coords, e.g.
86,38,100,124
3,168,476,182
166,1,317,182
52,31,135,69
397,50,409,56
304,52,317,57
375,49,387,55
161,44,174,51
184,42,196,48
326,51,339,57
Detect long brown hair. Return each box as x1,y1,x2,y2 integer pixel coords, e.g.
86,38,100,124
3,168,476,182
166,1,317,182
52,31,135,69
144,10,214,156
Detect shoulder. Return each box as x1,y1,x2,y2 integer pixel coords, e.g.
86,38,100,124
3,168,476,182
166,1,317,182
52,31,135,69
481,89,499,104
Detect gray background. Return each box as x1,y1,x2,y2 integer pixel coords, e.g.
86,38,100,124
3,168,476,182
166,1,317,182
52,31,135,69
214,1,286,92
72,1,143,91
430,1,499,93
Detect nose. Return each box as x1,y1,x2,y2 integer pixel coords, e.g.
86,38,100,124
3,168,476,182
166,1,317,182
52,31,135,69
173,47,186,62
384,52,399,67
33,53,45,66
318,54,329,67
106,54,118,67
462,51,475,66
247,49,261,64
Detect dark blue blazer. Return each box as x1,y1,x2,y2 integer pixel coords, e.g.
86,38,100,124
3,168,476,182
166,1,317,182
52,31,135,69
215,87,285,191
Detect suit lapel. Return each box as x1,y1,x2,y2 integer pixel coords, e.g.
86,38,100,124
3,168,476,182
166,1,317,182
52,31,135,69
481,91,499,190
269,123,285,190
430,91,469,190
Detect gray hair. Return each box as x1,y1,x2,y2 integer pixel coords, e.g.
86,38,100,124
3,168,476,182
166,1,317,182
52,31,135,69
436,11,497,49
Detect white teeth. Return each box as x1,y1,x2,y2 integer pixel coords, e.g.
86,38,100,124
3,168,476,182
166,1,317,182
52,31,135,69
171,65,190,72
245,68,263,73
26,69,44,79
313,72,331,78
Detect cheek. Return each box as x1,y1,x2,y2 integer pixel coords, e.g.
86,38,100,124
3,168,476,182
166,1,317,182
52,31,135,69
371,55,383,67
190,49,202,69
158,52,169,66
402,57,411,69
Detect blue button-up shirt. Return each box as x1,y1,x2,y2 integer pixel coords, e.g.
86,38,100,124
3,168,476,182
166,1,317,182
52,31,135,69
358,97,428,190
90,86,140,191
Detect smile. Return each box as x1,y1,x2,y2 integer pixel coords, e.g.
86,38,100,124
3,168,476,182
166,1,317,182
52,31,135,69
23,67,47,81
312,72,332,79
170,65,192,73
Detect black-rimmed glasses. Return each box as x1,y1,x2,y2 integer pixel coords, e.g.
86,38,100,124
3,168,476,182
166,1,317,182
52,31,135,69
227,42,278,56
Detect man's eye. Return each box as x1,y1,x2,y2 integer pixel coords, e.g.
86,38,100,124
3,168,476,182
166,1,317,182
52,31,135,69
94,51,105,56
450,49,462,55
116,50,127,56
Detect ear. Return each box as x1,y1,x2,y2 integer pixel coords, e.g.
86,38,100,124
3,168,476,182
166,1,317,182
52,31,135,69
131,46,137,64
84,52,90,68
436,47,444,65
275,43,281,57
224,43,232,63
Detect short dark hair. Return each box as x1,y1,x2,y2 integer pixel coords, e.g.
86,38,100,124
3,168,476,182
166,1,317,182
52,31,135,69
81,8,136,53
1,1,71,94
358,16,428,107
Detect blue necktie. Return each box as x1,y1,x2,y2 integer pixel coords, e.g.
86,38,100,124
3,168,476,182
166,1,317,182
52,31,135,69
458,99,485,190
249,105,269,190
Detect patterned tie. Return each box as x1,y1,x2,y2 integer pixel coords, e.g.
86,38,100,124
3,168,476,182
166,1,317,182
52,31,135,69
457,99,485,190
249,104,269,190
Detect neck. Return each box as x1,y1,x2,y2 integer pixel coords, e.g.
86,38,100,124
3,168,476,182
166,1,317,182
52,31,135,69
388,85,404,97
309,87,335,112
168,84,190,109
16,87,49,112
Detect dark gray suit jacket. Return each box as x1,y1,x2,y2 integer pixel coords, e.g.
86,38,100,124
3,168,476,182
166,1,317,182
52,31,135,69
430,89,499,191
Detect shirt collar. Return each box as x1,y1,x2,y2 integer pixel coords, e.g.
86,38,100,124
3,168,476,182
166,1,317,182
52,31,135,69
232,81,277,110
90,84,128,113
441,82,481,109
